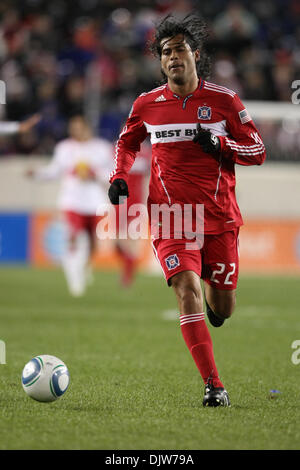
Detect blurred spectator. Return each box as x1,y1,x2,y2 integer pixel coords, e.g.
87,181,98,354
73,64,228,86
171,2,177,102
213,2,259,53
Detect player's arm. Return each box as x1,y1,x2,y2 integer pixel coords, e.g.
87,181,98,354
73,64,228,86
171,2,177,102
26,143,64,180
0,121,21,135
108,99,147,205
219,94,266,166
0,114,41,136
93,141,115,190
193,95,266,166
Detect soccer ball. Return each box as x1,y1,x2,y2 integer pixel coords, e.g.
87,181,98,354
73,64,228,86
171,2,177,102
21,355,70,402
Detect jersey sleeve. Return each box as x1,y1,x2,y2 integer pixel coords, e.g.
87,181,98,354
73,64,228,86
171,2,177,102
34,143,65,180
94,140,114,183
0,121,20,135
219,94,266,166
109,98,148,183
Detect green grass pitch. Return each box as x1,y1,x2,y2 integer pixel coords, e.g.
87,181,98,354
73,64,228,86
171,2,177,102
0,266,300,450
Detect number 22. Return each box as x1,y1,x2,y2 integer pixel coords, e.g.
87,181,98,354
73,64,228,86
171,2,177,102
210,263,236,285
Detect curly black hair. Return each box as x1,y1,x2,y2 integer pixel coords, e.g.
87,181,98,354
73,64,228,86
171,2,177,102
149,14,211,81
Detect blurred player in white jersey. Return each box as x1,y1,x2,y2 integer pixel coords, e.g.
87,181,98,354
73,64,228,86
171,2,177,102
114,140,151,287
27,114,113,296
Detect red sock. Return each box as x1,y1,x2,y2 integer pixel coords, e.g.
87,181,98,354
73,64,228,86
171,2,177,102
122,255,135,287
116,244,136,287
180,313,224,388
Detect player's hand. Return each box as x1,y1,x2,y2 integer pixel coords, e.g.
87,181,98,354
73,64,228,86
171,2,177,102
193,123,220,154
108,178,129,205
19,114,41,133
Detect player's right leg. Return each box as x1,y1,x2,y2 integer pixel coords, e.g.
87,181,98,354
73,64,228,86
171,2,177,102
62,211,89,297
170,270,230,407
152,238,230,407
115,240,137,287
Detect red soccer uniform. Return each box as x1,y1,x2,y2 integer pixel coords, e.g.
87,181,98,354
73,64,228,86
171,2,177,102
110,79,266,232
110,79,266,288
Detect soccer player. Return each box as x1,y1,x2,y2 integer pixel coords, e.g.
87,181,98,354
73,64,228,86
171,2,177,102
108,15,266,406
27,114,113,296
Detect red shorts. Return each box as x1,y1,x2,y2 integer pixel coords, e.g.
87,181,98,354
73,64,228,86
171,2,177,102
152,228,240,290
64,211,101,238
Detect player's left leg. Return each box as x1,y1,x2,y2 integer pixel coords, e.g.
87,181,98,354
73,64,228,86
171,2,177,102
115,239,138,287
115,199,140,287
84,214,103,286
203,283,236,327
201,228,239,327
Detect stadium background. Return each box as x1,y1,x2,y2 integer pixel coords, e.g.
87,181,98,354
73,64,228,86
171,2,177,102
0,0,299,275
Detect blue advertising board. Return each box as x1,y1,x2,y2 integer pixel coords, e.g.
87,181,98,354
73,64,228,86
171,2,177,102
0,213,30,263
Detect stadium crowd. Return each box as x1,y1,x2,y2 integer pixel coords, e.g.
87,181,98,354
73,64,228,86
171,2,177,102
0,0,299,159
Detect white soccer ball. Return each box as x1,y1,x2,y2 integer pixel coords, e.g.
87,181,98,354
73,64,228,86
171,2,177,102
21,355,70,402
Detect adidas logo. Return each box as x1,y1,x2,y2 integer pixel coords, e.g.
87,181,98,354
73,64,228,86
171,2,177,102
155,94,166,102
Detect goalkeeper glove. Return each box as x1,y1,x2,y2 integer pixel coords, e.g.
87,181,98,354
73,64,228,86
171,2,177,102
108,178,129,205
193,123,220,154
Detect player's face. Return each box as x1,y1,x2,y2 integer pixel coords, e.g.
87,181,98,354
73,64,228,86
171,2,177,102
160,34,199,86
68,117,90,140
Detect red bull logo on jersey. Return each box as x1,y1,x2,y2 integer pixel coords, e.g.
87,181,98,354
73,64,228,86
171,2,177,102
165,254,180,270
198,106,211,120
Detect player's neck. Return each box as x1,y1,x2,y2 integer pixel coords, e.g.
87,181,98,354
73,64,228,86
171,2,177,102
168,76,199,97
74,133,92,142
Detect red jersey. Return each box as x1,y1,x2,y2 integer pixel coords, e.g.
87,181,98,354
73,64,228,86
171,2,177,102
110,79,266,234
